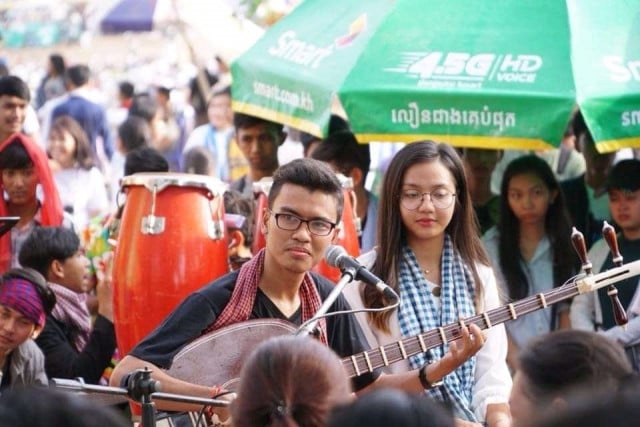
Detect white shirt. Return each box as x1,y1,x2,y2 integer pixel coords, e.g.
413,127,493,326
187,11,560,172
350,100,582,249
54,166,109,230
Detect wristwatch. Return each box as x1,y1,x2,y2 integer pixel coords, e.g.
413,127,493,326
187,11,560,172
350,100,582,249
419,361,444,389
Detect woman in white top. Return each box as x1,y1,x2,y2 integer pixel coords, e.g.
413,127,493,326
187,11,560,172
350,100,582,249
344,141,511,426
48,116,109,230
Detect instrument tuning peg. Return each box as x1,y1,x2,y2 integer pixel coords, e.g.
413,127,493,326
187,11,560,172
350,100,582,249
571,227,592,275
602,221,623,267
601,221,628,327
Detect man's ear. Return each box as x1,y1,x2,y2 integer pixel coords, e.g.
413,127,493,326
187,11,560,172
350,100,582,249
31,325,43,340
348,167,364,188
49,259,64,281
279,131,287,145
549,396,568,413
331,224,341,244
229,230,245,252
261,208,270,235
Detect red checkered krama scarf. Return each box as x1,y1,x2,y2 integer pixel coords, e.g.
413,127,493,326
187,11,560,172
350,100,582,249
0,133,64,271
207,248,327,344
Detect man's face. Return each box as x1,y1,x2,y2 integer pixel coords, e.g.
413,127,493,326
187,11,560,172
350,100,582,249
0,95,28,139
1,166,39,206
609,189,640,236
207,94,233,129
236,124,282,173
262,183,338,275
0,304,39,354
57,249,91,293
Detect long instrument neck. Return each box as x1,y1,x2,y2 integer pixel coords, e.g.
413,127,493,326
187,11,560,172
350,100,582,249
343,283,578,378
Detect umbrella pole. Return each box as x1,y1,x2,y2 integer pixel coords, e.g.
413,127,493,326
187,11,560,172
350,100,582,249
171,0,213,106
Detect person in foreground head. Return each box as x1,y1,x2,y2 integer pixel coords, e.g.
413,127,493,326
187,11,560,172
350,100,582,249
327,388,454,427
342,140,512,426
231,335,352,427
509,329,633,427
0,267,56,390
0,386,130,427
535,381,640,427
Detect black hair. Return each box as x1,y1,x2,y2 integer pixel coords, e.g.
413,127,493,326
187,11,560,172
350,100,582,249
311,130,371,180
49,115,94,170
2,267,56,315
268,158,344,224
18,226,80,280
49,54,66,76
572,110,588,139
0,137,34,169
497,155,577,300
234,112,283,134
537,384,640,427
208,84,231,102
182,146,215,175
117,116,150,153
65,65,90,87
0,387,130,427
118,81,135,99
128,93,158,122
0,75,31,101
327,389,454,427
300,114,350,149
518,330,633,405
224,190,255,247
124,146,169,175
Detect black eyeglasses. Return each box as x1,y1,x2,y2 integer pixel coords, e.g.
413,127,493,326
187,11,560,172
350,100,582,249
268,210,336,236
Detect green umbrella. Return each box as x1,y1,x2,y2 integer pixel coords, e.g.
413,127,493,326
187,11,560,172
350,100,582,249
231,0,627,150
569,0,640,153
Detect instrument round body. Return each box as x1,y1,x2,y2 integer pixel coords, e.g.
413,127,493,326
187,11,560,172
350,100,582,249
251,174,361,283
167,319,297,391
113,173,229,355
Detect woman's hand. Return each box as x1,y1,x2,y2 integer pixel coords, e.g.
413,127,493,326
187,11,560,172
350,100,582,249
439,323,485,374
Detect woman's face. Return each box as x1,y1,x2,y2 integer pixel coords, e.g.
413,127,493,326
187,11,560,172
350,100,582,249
507,173,556,227
399,160,457,245
49,129,76,168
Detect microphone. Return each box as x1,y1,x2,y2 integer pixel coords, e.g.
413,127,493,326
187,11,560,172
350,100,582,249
325,245,398,301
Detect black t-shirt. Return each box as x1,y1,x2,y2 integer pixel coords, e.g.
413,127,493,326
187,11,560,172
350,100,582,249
130,270,379,391
0,352,12,390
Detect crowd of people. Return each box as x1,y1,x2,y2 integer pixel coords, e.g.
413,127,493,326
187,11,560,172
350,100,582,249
0,49,639,427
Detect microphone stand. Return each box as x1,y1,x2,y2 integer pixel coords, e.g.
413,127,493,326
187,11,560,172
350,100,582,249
296,266,357,337
51,370,229,427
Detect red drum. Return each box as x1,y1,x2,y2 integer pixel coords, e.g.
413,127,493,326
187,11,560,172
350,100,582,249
251,174,361,283
315,174,361,282
113,173,229,356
